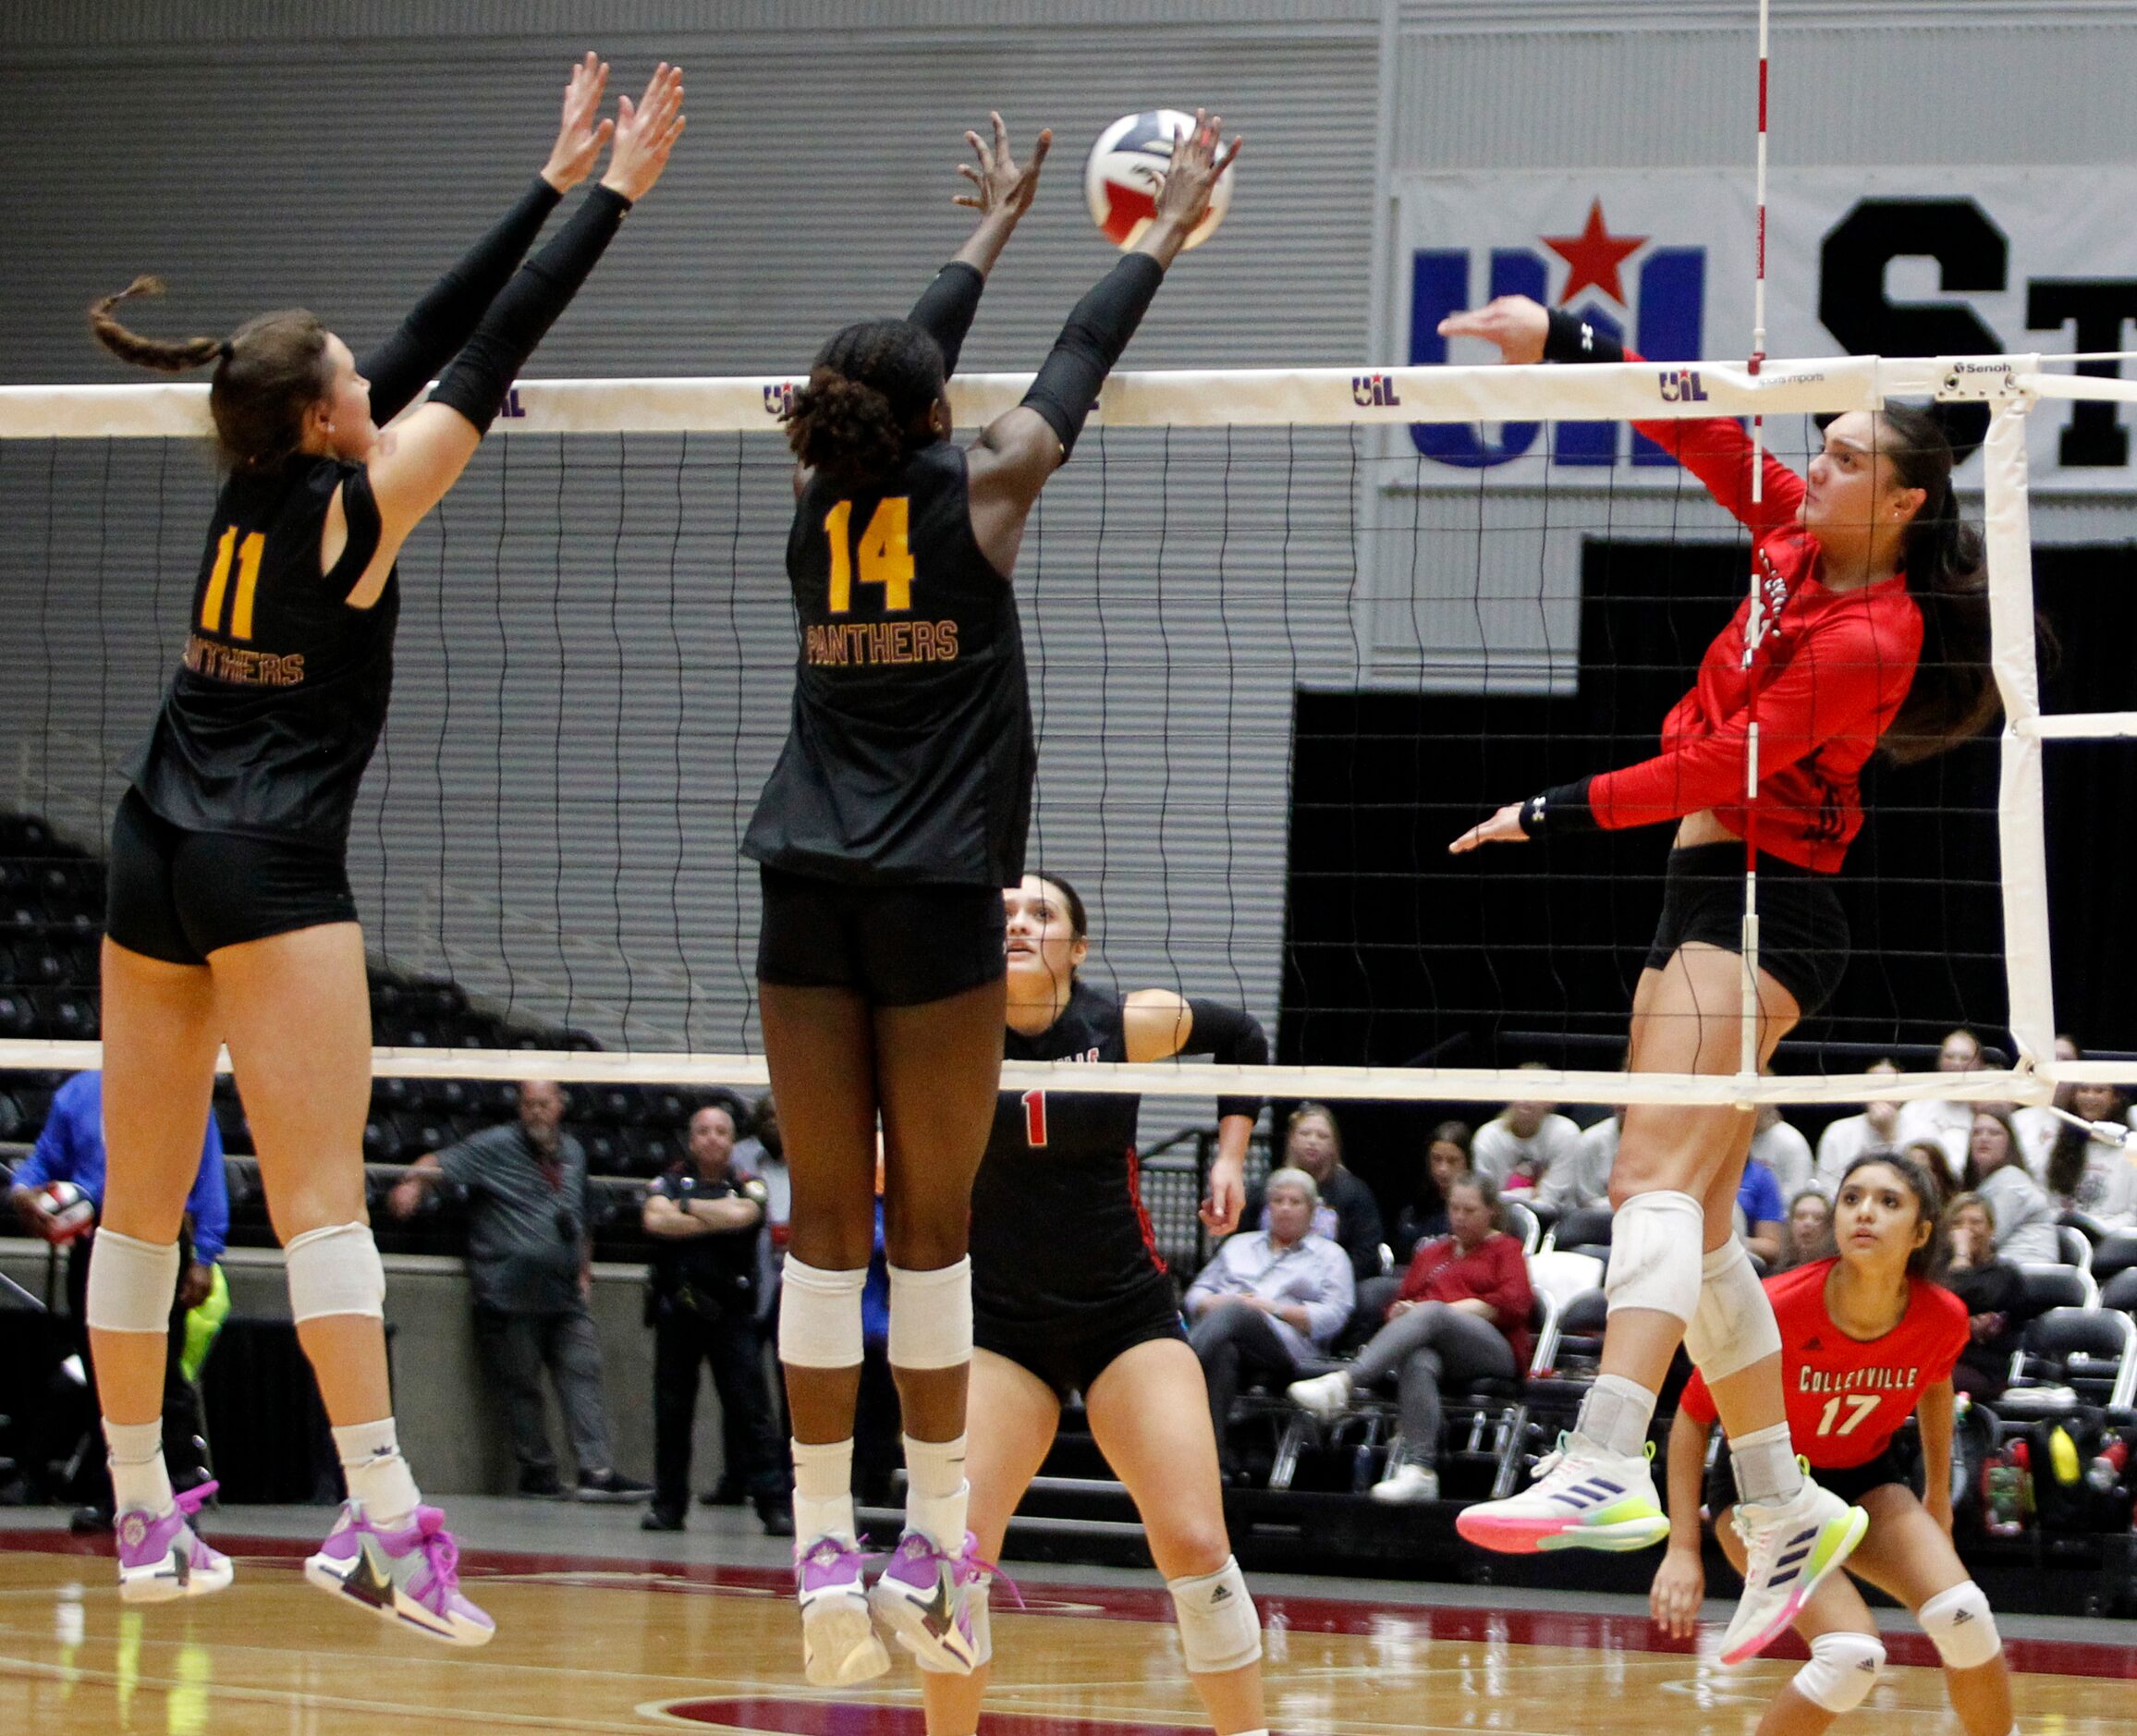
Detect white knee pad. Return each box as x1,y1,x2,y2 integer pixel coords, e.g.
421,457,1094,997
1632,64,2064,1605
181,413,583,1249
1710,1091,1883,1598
886,1258,973,1371
285,1222,385,1322
1682,1237,1783,1380
1918,1581,2001,1669
1793,1631,1884,1713
83,1229,180,1333
777,1255,866,1368
1168,1556,1263,1675
1603,1190,1704,1326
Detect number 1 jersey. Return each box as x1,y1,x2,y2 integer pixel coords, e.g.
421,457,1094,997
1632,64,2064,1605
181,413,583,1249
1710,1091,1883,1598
744,440,1035,887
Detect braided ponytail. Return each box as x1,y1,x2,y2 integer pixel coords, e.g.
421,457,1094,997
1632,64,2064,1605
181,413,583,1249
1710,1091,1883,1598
87,277,226,373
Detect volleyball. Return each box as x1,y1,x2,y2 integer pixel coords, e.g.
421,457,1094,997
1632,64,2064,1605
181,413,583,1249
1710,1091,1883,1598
1083,109,1232,251
37,1179,96,1243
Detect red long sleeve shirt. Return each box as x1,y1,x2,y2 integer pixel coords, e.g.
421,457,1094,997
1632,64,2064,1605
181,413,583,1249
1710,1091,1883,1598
1396,1231,1534,1368
1581,405,1924,873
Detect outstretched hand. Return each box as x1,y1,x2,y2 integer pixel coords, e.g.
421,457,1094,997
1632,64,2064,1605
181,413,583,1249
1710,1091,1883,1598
957,112,1051,224
1147,108,1242,243
600,62,687,203
542,53,615,192
1448,801,1528,854
1437,295,1550,365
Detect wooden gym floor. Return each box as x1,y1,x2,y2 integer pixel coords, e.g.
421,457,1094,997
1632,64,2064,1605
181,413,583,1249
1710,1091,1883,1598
2,1501,2132,1733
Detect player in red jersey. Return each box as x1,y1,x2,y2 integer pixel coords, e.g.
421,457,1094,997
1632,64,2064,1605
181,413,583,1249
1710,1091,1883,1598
1654,1152,2018,1735
1444,293,1997,1666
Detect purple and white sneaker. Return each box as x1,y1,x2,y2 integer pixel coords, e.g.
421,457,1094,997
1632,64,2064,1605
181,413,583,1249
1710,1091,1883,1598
116,1479,232,1604
867,1530,992,1675
304,1503,495,1647
794,1533,888,1686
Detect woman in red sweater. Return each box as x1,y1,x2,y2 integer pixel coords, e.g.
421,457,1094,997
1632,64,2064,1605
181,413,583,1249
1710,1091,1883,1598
1445,293,1995,1668
1288,1174,1533,1503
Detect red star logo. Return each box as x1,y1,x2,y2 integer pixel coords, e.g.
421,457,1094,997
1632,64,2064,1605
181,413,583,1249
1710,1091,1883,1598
1542,200,1647,306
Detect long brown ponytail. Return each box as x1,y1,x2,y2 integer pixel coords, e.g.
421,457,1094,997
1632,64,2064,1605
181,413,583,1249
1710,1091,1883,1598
89,277,332,471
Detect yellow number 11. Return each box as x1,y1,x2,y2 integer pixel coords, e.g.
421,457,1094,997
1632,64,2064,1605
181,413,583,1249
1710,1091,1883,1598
824,497,914,614
200,525,266,639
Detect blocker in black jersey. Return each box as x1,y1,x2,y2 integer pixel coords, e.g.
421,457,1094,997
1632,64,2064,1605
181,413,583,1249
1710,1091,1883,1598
970,982,1185,1398
127,457,394,852
743,439,1034,889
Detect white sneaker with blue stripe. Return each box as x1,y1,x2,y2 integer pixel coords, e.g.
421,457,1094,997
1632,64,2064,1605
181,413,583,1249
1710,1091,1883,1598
1455,1432,1671,1554
1720,1467,1868,1665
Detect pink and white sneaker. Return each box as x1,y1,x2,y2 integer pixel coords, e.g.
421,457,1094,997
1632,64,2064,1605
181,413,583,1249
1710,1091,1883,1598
867,1530,994,1675
116,1479,232,1604
794,1534,888,1686
304,1502,495,1647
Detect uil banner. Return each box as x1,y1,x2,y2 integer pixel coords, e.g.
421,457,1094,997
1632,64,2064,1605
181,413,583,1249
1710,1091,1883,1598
1395,168,2137,494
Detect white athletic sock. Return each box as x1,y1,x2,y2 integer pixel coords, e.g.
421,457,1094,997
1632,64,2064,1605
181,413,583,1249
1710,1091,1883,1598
1730,1421,1805,1507
332,1417,421,1528
1573,1374,1656,1460
792,1436,856,1545
104,1419,173,1517
902,1432,969,1553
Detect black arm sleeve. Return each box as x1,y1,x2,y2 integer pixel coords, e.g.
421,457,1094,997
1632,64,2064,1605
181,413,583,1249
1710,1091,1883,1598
1020,252,1166,458
430,186,630,436
906,262,985,380
361,177,564,426
1518,776,1598,838
1543,306,1628,367
1183,997,1269,1127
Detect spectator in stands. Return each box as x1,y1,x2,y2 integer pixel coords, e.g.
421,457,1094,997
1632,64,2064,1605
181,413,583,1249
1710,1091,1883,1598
1812,1058,1901,1194
1895,1027,1985,1180
2044,1082,2137,1229
1777,1189,1835,1272
641,1102,790,1535
1392,1121,1471,1263
1538,1106,1618,1214
1734,1155,1787,1266
1470,1071,1582,1200
1186,1168,1353,1482
387,1079,651,1503
1287,1173,1533,1504
1748,1101,1813,1199
1248,1103,1386,1282
2011,1035,2082,1179
9,1070,224,1530
1959,1108,2061,1264
695,1088,784,1508
1937,1192,2034,1401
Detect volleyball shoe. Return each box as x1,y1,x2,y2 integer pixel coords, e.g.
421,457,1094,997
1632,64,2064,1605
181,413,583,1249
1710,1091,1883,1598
1720,1468,1869,1665
116,1479,233,1603
303,1502,495,1646
868,1529,993,1674
1454,1432,1672,1553
794,1534,890,1686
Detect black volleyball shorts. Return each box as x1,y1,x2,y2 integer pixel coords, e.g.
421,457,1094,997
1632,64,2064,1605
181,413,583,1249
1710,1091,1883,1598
1644,841,1850,1017
106,787,359,966
975,1290,1190,1404
756,865,1006,1008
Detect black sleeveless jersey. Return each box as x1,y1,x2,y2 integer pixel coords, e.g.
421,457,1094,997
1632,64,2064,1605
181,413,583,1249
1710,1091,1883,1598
127,456,396,851
742,440,1034,886
970,983,1174,1338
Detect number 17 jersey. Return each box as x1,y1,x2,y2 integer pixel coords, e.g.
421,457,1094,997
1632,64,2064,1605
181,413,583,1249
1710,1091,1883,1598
743,440,1035,887
1679,1258,1967,1469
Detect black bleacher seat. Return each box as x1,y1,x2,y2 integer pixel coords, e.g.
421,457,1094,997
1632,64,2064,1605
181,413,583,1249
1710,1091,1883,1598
2094,1233,2137,1291
1999,1307,2137,1415
0,991,32,1038
28,989,95,1039
2015,1263,2095,1315
1546,1204,1614,1258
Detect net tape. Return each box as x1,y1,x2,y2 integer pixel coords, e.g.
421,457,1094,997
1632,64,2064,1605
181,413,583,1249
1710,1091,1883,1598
6,352,2135,1102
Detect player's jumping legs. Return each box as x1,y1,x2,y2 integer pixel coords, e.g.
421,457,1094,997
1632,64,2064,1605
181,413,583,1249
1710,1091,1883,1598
91,937,233,1601
870,976,1007,1674
1090,1339,1268,1736
760,980,885,1686
214,922,491,1645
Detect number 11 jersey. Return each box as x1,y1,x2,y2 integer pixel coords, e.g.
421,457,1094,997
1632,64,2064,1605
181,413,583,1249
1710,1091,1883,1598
743,440,1035,887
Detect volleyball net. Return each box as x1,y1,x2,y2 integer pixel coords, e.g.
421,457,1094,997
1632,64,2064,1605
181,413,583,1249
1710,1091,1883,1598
3,352,2133,1114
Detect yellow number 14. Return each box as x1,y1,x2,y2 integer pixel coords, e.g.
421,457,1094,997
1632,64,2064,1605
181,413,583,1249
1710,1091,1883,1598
200,525,266,640
824,497,914,615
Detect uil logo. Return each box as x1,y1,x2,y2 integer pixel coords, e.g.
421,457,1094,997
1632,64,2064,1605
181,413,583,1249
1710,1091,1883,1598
763,382,796,418
1351,373,1404,408
1657,369,1709,403
498,386,527,420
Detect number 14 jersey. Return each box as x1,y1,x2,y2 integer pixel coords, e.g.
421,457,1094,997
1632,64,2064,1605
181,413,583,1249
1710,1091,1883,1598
1679,1257,1968,1469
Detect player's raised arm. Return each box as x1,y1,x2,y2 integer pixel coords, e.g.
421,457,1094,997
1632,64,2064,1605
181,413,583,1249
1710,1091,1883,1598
903,113,1053,381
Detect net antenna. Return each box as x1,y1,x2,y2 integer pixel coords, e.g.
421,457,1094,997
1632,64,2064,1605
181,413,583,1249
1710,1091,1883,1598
1738,0,1773,1088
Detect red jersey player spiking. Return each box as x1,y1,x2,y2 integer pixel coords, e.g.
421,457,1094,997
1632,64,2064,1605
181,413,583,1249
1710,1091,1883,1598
1655,1151,2020,1736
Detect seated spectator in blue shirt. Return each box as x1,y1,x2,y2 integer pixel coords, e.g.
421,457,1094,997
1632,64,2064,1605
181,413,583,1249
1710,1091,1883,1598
8,1070,226,1526
1185,1167,1354,1481
1734,1156,1787,1267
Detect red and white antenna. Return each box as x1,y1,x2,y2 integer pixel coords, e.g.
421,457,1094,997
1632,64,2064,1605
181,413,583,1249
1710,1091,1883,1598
1739,0,1772,1082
